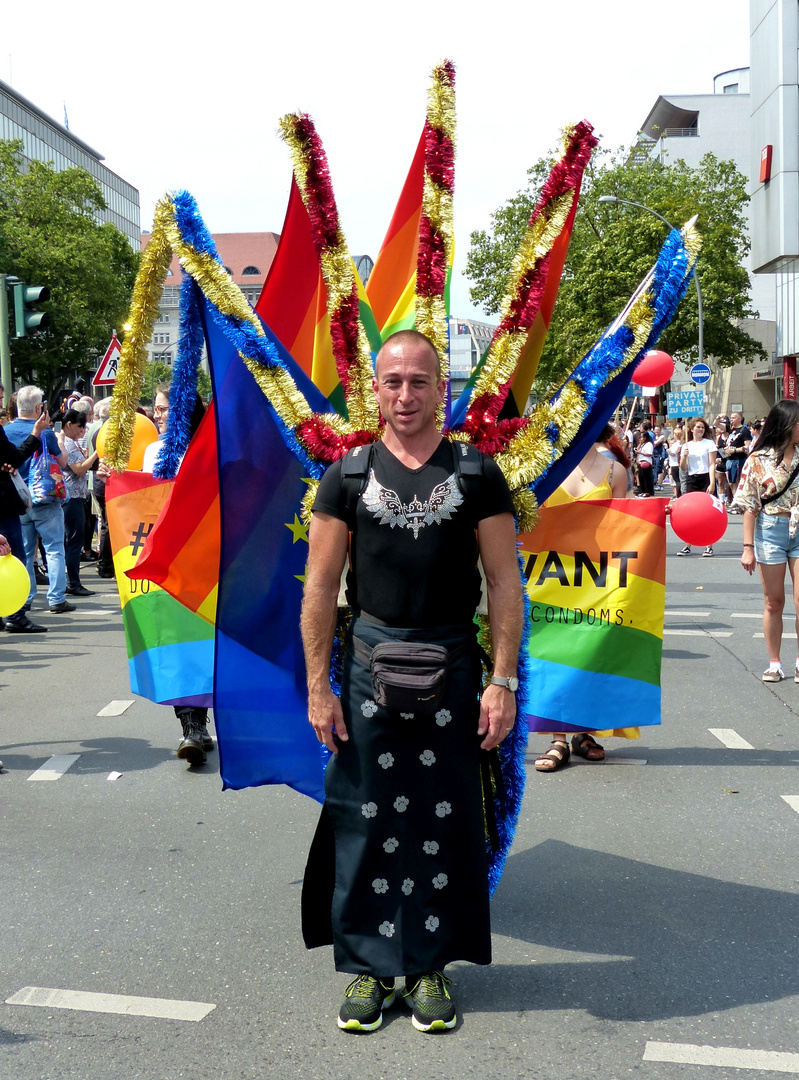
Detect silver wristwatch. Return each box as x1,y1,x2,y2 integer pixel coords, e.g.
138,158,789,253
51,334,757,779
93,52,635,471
490,675,519,693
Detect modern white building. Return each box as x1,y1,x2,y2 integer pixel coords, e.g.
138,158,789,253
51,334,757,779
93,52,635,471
750,0,799,403
448,317,496,399
0,78,140,248
635,68,778,421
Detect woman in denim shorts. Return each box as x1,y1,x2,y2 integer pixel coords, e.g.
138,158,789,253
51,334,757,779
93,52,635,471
733,400,799,682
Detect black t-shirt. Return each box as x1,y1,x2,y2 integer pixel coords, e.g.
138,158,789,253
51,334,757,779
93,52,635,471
313,439,514,627
727,425,752,460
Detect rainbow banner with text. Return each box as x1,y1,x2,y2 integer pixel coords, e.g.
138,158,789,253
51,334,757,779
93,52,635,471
518,498,666,733
106,471,214,707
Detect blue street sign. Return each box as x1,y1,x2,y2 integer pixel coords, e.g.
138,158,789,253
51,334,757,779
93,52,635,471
666,390,705,418
689,363,711,384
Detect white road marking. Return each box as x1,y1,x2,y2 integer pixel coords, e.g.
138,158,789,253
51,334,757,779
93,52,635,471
781,796,799,815
643,1040,799,1072
97,700,134,717
5,986,216,1022
663,629,732,638
732,612,791,619
708,728,754,750
69,610,116,618
665,610,710,617
27,755,80,782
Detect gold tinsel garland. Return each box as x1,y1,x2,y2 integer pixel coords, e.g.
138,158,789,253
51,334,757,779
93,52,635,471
104,196,175,470
469,190,575,404
417,62,456,418
162,208,319,435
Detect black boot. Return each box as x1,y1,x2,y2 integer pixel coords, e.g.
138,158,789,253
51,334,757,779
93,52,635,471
180,704,213,747
175,707,208,766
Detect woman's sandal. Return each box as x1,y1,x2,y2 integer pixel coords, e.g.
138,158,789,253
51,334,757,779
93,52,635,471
571,733,605,761
534,740,571,772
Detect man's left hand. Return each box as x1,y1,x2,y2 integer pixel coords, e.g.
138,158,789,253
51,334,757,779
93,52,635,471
477,682,516,751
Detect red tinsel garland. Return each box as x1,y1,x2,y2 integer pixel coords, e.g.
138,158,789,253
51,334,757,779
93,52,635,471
454,414,530,457
284,114,362,402
296,416,379,462
416,214,448,297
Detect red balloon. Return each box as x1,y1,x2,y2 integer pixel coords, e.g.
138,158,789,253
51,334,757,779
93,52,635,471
670,492,728,546
634,350,675,388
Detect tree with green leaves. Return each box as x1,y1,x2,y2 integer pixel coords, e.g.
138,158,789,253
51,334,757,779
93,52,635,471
466,144,766,399
141,361,212,406
0,139,139,401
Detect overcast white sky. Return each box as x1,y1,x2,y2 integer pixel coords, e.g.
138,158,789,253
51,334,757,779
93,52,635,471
6,0,751,319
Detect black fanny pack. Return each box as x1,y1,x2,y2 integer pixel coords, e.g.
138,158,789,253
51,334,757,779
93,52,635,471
352,637,448,714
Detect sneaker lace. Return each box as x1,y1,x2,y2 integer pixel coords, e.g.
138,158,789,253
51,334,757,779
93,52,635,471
348,975,378,999
418,971,450,999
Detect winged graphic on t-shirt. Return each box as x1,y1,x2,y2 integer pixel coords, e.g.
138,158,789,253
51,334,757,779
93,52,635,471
361,469,464,540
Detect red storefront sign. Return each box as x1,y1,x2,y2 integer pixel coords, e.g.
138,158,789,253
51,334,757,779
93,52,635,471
783,356,797,400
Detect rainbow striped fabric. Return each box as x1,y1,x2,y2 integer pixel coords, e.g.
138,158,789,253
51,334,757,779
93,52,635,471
105,471,214,707
518,497,666,733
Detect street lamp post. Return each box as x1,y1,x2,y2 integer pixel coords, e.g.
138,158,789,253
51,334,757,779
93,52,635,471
598,195,704,367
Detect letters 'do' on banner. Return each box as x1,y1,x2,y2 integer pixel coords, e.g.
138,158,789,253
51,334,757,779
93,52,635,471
518,498,667,734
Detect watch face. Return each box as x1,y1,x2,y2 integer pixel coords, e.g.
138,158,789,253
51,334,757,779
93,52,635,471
508,677,519,693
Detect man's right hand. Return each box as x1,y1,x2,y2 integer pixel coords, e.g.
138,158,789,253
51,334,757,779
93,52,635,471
32,408,50,437
308,687,349,753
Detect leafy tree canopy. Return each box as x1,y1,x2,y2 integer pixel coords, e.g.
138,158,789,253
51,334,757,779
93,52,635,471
0,139,139,401
465,143,767,397
141,360,212,406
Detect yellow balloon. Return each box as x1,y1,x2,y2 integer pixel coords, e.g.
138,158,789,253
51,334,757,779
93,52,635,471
0,554,31,617
96,413,159,471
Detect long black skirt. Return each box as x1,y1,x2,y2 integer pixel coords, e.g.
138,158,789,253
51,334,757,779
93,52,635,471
302,617,492,976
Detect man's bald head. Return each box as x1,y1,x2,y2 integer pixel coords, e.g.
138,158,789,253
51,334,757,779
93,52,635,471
376,330,441,380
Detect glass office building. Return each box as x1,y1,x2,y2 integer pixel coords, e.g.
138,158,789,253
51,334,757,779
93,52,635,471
0,78,139,247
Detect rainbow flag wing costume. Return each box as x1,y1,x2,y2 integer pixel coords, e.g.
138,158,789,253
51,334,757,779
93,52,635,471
519,498,666,733
104,61,700,894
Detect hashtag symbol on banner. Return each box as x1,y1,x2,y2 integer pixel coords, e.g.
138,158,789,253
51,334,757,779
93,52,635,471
130,522,153,556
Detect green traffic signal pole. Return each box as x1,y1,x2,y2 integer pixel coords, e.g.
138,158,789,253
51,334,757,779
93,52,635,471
0,274,12,396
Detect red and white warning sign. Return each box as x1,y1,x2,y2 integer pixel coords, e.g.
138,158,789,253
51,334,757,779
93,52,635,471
93,332,121,387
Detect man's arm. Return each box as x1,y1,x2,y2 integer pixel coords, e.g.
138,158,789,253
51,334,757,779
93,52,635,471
0,425,40,469
477,511,523,751
300,511,350,753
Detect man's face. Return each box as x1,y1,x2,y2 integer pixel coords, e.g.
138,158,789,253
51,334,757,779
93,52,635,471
731,412,742,428
373,340,445,439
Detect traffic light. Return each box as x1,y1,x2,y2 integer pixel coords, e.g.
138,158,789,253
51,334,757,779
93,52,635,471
12,282,50,338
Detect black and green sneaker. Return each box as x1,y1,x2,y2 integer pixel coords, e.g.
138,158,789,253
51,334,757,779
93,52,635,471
402,970,456,1032
338,975,396,1032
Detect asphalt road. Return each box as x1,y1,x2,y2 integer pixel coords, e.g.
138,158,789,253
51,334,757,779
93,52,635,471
3,506,799,1080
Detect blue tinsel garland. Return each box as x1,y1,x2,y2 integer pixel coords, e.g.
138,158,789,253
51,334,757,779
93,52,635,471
153,274,205,480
